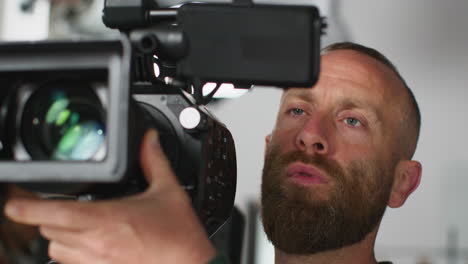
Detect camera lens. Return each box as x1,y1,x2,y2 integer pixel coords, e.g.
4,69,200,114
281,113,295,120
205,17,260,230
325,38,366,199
20,82,106,161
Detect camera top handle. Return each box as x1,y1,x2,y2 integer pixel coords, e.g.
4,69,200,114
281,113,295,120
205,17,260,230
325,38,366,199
102,0,324,105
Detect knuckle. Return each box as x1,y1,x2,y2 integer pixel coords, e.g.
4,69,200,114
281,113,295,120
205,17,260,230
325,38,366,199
39,226,50,238
87,232,114,259
88,217,138,261
48,242,62,261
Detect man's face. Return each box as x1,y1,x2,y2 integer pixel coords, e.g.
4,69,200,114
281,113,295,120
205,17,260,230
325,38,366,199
261,50,407,254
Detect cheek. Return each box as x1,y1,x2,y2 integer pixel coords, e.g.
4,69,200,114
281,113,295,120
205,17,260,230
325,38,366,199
335,121,371,145
269,128,298,152
333,124,383,165
274,112,309,134
331,138,375,168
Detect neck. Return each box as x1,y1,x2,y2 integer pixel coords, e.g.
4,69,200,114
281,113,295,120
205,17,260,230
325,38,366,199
274,230,379,264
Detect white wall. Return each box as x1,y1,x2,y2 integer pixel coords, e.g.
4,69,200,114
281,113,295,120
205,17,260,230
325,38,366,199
0,0,49,40
0,0,467,262
210,0,468,263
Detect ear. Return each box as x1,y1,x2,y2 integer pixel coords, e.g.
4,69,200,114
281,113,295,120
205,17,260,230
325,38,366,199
387,160,422,208
264,134,272,158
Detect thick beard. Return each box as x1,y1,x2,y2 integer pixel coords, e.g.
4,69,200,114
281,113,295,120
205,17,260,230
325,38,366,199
261,144,394,255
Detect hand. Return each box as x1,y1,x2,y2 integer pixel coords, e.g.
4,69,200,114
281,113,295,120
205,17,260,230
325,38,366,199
0,186,40,263
4,130,216,264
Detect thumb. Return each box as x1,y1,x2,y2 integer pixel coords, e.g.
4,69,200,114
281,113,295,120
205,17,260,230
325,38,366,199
140,129,180,193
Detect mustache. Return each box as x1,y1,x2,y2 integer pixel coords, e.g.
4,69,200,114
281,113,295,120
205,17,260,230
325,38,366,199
265,147,346,183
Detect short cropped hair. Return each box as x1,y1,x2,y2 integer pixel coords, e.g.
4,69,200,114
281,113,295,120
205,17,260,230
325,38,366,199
322,42,421,159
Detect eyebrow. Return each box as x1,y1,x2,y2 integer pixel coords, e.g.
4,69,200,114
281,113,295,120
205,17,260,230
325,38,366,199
339,98,372,111
283,90,316,105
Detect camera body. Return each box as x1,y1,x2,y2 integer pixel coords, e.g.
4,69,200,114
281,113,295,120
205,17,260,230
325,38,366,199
0,1,324,236
0,37,237,234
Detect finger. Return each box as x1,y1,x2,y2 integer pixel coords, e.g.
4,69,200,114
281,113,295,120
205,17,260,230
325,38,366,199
48,241,95,264
42,226,122,262
4,198,102,230
140,129,180,192
40,226,81,248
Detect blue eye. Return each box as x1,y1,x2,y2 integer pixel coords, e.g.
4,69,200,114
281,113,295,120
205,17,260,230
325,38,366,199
291,108,305,116
345,117,361,127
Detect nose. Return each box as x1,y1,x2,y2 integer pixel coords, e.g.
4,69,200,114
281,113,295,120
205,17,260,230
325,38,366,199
295,115,330,155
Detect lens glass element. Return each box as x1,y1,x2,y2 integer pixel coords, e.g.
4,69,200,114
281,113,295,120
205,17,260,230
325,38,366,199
45,91,105,160
21,84,106,161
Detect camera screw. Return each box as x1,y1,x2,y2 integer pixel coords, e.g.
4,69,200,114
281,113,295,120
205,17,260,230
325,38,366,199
179,107,203,130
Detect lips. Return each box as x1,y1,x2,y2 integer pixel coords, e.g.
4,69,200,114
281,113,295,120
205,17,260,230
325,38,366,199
286,162,328,185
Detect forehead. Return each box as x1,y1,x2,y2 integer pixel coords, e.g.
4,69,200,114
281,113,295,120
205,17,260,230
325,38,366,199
282,50,405,108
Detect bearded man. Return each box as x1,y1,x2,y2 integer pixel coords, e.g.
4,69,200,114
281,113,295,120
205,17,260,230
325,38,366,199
261,42,422,264
4,42,421,264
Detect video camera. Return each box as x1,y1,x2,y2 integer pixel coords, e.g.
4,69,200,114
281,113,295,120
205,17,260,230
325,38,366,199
0,0,324,236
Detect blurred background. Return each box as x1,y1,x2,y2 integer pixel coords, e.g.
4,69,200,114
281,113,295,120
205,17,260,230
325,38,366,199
0,0,467,263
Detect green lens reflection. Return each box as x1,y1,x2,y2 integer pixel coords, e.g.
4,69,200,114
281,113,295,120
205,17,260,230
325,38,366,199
45,97,70,124
42,90,105,161
53,121,105,160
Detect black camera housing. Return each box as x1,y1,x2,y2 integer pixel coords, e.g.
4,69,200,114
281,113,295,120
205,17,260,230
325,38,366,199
0,1,324,237
0,37,236,235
